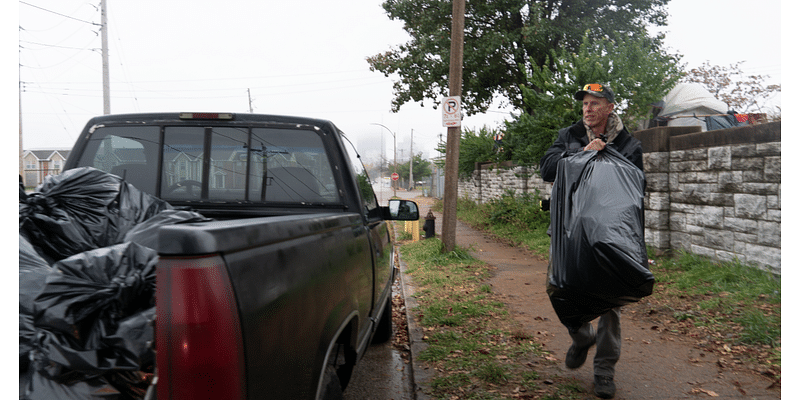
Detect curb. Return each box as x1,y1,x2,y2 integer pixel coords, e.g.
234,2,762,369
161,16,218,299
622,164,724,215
397,246,432,400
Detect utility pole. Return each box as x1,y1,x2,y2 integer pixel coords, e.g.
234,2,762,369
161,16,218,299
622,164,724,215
371,123,397,198
101,0,110,114
248,89,254,112
442,0,465,253
409,129,414,189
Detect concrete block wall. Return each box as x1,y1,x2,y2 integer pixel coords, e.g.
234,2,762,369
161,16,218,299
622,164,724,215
457,122,781,274
458,162,552,203
637,123,781,274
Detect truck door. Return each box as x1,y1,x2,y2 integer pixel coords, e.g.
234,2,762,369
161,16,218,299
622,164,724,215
342,139,393,330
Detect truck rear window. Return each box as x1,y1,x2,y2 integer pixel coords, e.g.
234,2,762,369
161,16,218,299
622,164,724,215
75,124,340,204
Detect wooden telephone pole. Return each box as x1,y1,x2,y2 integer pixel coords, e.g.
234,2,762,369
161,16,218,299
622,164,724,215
441,0,465,253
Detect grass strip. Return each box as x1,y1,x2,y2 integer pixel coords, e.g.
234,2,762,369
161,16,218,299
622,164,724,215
399,236,584,399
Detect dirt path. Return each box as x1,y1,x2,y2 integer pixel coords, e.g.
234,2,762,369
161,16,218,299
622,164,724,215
409,196,779,399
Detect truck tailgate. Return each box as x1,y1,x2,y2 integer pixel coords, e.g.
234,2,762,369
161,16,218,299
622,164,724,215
157,213,373,399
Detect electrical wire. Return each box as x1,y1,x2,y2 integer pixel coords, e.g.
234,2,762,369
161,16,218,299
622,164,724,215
20,1,99,26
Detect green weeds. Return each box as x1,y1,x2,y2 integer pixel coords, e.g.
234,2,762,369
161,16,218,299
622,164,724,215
652,251,780,346
454,192,551,256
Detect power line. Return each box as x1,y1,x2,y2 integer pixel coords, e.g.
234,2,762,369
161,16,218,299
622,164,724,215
20,1,100,26
19,39,99,52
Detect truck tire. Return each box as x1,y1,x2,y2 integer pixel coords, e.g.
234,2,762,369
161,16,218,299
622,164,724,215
371,290,393,344
320,365,343,400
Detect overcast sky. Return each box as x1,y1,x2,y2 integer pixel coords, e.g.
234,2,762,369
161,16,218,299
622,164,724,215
14,0,784,163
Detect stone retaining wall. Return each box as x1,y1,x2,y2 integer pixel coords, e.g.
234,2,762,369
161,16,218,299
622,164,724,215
457,122,781,273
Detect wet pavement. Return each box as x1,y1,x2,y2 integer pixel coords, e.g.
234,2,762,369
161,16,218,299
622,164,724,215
343,337,413,400
343,279,414,400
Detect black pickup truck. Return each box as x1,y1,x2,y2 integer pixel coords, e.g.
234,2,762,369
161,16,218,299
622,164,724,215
62,112,419,399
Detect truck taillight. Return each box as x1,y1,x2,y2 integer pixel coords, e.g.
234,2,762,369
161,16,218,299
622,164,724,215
157,254,245,399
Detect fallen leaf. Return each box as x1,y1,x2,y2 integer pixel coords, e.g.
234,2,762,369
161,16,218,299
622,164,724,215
690,388,719,397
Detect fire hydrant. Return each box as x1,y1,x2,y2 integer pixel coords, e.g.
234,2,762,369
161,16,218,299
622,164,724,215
422,210,436,239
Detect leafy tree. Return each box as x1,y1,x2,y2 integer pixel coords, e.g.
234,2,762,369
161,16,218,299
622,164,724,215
681,61,781,115
435,126,508,178
392,153,434,183
368,0,669,115
503,31,681,167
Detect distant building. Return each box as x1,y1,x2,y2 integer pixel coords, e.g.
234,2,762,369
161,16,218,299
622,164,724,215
22,149,71,188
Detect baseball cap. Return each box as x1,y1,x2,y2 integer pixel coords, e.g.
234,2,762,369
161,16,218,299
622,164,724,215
574,83,615,103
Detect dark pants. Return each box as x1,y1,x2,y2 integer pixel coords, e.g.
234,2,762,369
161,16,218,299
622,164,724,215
568,307,621,377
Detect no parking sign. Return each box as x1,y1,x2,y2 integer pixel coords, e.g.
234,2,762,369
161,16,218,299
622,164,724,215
442,96,461,127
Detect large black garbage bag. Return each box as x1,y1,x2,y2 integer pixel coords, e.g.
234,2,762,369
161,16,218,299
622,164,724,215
20,243,157,399
20,234,52,314
19,167,171,263
33,242,157,345
20,234,54,370
124,209,211,250
21,310,156,400
547,147,654,330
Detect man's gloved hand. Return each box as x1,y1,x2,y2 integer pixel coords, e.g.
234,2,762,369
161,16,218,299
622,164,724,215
584,138,606,151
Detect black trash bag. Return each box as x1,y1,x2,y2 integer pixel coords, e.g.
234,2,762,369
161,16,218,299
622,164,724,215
20,234,54,370
20,234,53,315
21,311,156,400
19,167,171,263
21,363,121,400
20,313,37,371
33,242,157,347
124,209,211,250
546,147,654,331
20,243,157,399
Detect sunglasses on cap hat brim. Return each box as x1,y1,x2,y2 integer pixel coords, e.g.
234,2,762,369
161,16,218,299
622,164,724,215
582,83,604,92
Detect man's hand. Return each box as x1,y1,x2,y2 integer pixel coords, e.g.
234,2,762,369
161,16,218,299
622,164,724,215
584,138,606,151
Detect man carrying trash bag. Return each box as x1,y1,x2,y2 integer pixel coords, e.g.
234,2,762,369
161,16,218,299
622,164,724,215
539,83,654,399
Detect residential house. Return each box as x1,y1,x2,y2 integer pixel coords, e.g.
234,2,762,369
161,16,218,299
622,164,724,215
22,149,71,188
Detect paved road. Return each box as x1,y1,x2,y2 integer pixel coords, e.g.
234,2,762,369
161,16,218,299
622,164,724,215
342,318,413,400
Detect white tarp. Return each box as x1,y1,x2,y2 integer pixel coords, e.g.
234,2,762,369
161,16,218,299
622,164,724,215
660,83,729,130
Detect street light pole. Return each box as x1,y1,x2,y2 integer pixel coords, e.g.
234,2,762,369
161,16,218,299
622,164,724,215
371,123,397,198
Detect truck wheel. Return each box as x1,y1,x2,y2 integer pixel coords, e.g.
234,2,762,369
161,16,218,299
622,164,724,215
319,365,343,400
371,291,393,343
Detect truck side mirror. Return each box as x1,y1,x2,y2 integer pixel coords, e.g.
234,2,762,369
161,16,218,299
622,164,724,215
383,199,419,221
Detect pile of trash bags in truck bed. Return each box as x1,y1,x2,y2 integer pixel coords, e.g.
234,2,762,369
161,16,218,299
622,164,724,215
19,167,209,399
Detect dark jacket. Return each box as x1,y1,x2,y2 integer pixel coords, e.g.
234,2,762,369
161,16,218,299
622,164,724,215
539,120,644,183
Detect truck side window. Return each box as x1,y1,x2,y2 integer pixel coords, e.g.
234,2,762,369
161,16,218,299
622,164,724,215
343,138,379,217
